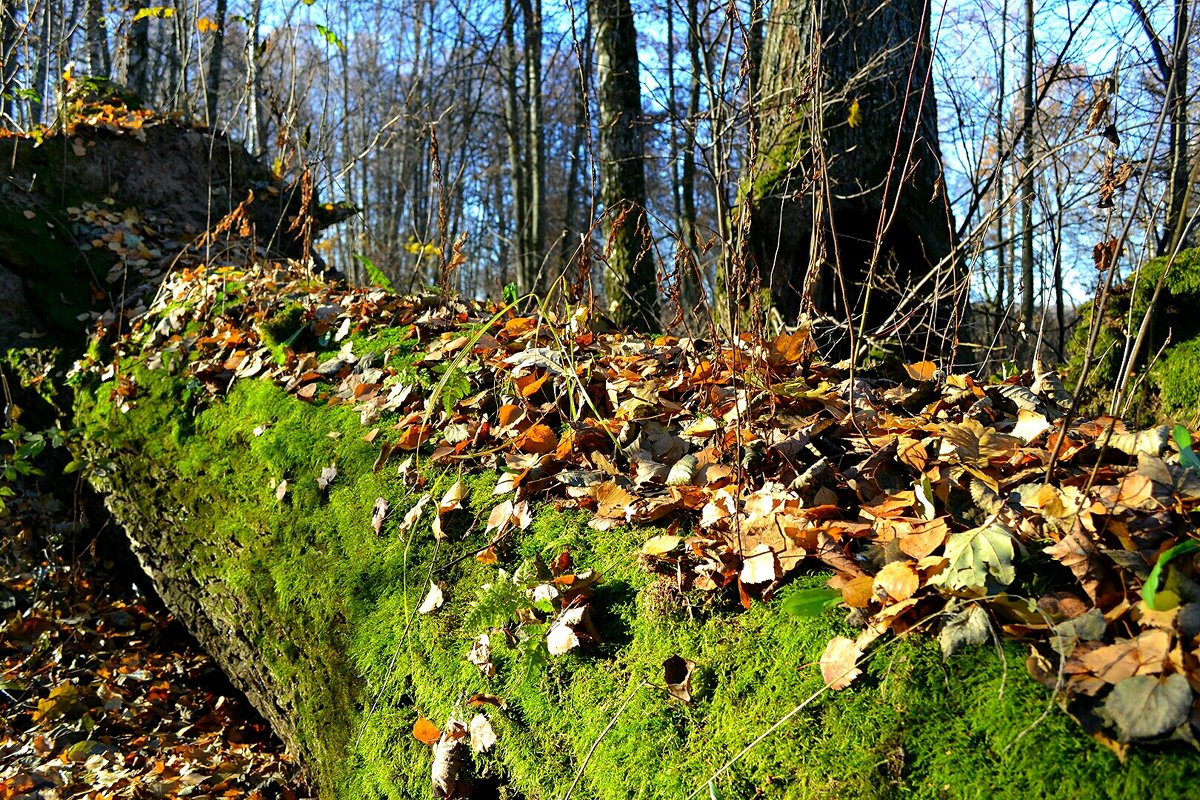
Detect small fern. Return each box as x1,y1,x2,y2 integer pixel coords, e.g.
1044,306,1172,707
462,570,528,631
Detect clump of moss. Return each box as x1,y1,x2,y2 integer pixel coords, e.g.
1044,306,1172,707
1066,246,1200,425
257,302,313,363
74,338,1200,799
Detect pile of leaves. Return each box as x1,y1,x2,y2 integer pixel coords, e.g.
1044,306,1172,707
78,247,1200,760
0,481,309,798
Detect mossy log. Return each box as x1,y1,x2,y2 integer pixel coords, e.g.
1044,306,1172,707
71,346,1200,800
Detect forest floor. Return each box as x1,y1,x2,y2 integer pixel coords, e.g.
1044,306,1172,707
0,475,311,799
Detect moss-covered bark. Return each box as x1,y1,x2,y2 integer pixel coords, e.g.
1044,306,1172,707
72,352,1200,799
1066,247,1200,425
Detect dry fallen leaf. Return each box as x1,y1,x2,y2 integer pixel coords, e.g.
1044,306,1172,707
873,560,920,602
820,636,864,690
469,713,497,753
418,582,445,614
413,714,441,745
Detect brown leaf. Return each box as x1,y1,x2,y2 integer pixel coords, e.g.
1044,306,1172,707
874,560,920,602
662,654,696,702
514,424,558,455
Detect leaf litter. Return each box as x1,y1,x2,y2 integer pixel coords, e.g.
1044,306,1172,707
57,162,1200,762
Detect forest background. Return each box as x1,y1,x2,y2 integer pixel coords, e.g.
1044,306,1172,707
0,0,1195,383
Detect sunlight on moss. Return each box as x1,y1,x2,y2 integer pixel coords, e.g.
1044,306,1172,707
74,349,1200,799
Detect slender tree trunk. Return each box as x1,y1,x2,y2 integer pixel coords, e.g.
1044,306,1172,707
589,0,659,331
1019,0,1035,356
1162,0,1190,254
994,0,1008,347
677,0,703,316
0,0,19,120
562,31,590,279
501,0,529,293
520,0,546,292
244,0,263,155
205,0,227,127
31,0,54,123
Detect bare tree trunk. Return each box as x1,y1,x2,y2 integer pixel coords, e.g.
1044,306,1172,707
1019,0,1035,356
1163,0,1191,254
501,0,528,292
30,0,54,123
589,0,659,332
994,0,1008,348
675,0,703,319
0,0,19,120
520,0,546,293
562,29,590,279
205,0,227,127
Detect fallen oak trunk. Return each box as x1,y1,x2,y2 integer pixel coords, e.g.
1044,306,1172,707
68,265,1200,799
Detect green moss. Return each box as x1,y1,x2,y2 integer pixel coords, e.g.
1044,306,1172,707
1152,338,1200,426
1066,247,1200,425
74,353,1200,799
257,302,314,364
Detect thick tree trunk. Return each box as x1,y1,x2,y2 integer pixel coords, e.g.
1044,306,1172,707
590,0,660,332
124,0,151,100
748,0,954,352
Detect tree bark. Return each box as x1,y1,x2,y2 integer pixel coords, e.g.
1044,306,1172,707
589,0,659,332
124,0,150,100
748,0,954,352
84,0,110,78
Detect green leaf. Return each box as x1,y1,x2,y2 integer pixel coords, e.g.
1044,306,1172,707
1174,424,1200,472
1142,539,1200,610
780,586,842,618
315,24,346,51
503,282,519,306
929,520,1015,592
708,781,723,800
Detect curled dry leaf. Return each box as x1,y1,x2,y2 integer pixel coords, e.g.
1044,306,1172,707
662,654,696,703
440,479,468,513
317,462,337,490
431,720,469,798
739,543,780,585
642,534,682,556
418,581,445,614
413,714,441,745
873,560,920,602
400,494,430,532
467,634,495,677
371,496,389,534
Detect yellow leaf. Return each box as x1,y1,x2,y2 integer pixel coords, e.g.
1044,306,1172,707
196,16,218,32
847,98,862,128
